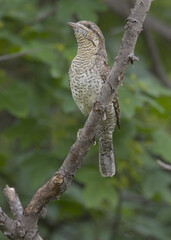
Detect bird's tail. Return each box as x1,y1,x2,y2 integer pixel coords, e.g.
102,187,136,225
98,105,116,177
99,133,115,177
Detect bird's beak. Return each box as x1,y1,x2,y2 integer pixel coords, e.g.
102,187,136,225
67,22,79,28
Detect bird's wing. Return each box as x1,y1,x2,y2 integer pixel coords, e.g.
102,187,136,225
97,56,120,129
112,92,120,130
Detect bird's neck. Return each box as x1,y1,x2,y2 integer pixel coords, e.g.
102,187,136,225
76,40,97,60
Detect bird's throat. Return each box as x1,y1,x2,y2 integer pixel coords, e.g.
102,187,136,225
76,39,97,59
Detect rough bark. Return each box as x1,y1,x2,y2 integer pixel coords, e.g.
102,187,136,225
0,0,152,239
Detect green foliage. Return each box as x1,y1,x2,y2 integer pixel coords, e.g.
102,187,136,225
76,168,118,208
151,130,171,163
0,0,171,239
58,0,106,22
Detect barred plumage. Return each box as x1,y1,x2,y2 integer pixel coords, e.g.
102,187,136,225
68,21,120,177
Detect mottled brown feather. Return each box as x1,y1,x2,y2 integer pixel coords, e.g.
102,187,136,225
96,55,120,129
68,21,120,177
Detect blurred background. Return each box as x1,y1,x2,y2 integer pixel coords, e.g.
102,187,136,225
0,0,171,239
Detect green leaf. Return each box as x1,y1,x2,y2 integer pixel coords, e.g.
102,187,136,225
129,215,170,240
0,153,6,169
0,81,31,118
5,118,48,149
54,89,77,113
21,41,58,65
19,150,61,190
76,168,118,209
151,130,171,163
143,171,171,203
58,0,106,22
137,78,171,97
119,87,145,118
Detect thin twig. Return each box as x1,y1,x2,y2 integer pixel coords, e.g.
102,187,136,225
4,185,23,220
0,49,40,62
0,0,153,238
157,159,171,171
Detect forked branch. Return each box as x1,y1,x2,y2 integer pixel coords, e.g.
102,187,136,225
0,1,153,239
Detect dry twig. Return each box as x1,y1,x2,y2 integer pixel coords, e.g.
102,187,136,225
157,159,171,171
0,1,153,239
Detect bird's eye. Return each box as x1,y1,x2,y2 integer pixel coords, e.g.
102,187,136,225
87,24,91,29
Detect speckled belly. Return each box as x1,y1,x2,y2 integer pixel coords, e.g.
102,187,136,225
69,64,103,116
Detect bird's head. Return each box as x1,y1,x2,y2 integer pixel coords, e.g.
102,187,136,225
68,21,106,57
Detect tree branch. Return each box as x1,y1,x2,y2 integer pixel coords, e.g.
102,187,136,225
0,49,40,62
24,0,152,214
157,159,171,171
0,0,153,239
4,185,23,220
1,186,43,240
0,207,15,238
108,0,171,88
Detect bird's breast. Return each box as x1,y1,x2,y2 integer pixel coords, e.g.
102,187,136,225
69,58,103,115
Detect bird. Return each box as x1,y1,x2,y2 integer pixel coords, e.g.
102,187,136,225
68,21,120,177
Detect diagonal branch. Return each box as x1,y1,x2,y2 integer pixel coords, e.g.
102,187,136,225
0,0,153,239
24,0,153,215
108,0,171,88
157,159,171,171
